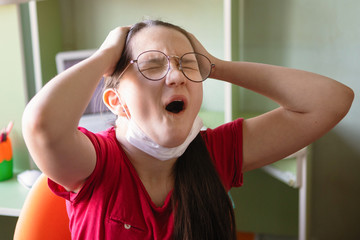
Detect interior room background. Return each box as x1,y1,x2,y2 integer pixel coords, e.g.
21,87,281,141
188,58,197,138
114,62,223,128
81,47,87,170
0,0,359,239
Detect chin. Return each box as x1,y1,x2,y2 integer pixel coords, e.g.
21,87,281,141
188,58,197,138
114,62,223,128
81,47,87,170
155,132,188,148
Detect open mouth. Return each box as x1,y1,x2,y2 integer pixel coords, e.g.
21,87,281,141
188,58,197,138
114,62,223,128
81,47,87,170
165,100,185,114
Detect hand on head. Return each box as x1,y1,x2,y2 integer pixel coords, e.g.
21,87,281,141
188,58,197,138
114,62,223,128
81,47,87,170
97,26,131,77
186,32,218,78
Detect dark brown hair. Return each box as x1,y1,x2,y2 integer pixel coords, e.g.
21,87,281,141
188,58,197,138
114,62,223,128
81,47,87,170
104,20,236,240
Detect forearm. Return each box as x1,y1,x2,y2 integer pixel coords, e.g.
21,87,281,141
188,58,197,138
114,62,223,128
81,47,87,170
212,60,353,117
23,49,113,140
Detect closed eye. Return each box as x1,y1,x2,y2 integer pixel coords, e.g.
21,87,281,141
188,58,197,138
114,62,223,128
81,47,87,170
141,65,167,72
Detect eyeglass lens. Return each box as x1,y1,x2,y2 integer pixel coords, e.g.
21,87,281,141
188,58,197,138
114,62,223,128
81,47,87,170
136,51,212,82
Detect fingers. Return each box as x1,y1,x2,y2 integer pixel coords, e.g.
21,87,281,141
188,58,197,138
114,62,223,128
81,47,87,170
100,26,130,52
188,31,217,63
99,26,131,77
187,31,219,78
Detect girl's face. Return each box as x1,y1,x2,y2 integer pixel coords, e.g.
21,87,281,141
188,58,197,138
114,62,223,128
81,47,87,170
117,26,203,148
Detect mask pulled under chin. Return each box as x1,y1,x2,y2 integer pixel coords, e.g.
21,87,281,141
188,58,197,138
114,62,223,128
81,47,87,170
118,116,203,161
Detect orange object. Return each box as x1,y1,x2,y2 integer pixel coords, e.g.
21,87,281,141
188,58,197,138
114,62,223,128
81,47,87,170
0,137,13,181
0,137,12,163
14,174,71,240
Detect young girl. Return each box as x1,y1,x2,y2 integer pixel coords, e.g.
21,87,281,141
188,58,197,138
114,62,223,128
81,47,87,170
22,20,353,240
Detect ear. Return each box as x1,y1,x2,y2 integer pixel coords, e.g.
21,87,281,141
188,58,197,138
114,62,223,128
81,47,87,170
103,89,129,117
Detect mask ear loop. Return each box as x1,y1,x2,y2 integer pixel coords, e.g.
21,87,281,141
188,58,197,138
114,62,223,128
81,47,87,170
113,89,131,120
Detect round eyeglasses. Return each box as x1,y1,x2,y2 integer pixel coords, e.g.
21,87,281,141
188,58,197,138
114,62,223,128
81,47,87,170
121,50,215,82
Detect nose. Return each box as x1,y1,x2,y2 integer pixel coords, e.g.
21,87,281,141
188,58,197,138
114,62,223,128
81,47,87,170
165,59,186,86
166,56,187,86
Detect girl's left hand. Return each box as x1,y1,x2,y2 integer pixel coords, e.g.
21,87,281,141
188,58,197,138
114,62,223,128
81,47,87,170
187,32,219,78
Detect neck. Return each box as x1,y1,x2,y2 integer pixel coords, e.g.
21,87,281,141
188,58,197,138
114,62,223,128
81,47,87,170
115,119,176,183
116,124,175,207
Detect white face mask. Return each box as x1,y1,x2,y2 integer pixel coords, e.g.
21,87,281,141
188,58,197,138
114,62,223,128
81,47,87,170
113,90,203,161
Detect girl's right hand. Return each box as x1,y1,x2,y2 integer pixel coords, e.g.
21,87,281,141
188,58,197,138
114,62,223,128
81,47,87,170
96,26,131,77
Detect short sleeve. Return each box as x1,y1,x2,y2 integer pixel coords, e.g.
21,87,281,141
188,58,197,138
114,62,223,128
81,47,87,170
201,118,244,190
48,127,112,203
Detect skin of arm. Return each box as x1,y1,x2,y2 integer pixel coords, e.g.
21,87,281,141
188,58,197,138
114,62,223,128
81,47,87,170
189,33,354,172
22,27,130,191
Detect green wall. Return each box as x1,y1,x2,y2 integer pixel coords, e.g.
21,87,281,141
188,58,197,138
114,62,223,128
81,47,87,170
233,170,299,235
240,0,360,239
0,4,30,173
0,4,29,239
37,0,63,86
19,3,35,101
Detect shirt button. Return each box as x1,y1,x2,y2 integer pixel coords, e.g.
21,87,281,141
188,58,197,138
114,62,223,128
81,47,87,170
124,223,131,230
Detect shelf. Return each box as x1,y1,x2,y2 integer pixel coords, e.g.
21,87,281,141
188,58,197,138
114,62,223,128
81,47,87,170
262,148,307,188
0,172,29,217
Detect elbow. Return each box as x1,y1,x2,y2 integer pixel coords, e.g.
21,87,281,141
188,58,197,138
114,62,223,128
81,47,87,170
337,85,354,118
22,101,78,149
329,84,354,122
22,102,58,146
22,103,45,143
